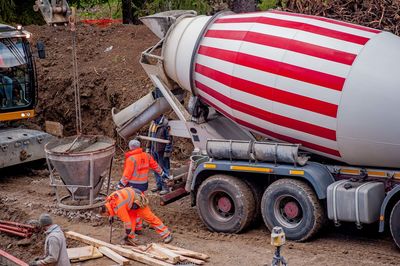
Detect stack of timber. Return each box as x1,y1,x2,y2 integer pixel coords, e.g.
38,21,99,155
65,231,210,265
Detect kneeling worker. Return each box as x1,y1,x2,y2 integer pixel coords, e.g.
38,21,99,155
101,187,172,246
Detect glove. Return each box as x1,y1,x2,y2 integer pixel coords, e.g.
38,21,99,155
163,152,171,158
145,148,150,153
108,217,114,224
116,181,125,190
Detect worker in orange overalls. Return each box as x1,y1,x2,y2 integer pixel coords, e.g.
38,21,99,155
116,139,170,233
102,187,172,246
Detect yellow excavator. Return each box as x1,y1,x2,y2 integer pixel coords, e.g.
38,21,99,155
0,0,71,168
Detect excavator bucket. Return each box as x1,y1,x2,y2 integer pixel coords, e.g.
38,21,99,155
34,0,71,25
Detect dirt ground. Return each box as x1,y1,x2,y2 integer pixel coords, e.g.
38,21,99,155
1,23,400,265
1,162,400,266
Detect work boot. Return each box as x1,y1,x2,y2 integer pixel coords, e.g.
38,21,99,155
151,187,162,193
159,189,170,195
163,234,173,244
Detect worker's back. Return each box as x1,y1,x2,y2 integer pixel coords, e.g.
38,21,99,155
44,224,70,266
121,148,162,192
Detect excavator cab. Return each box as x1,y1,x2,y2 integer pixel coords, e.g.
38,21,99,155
0,24,53,168
0,25,37,121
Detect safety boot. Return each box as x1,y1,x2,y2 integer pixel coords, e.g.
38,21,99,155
159,189,170,195
163,234,173,244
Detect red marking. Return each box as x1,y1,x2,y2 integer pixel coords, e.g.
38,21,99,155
205,29,357,65
215,16,370,45
269,10,381,34
81,19,122,27
198,45,345,91
195,80,337,141
195,63,338,117
199,96,341,157
0,249,28,266
284,201,300,219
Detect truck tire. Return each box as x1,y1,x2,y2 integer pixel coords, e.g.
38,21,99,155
196,174,255,233
261,178,325,241
390,200,400,249
244,179,263,226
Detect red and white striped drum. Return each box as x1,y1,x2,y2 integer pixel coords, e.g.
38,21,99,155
163,10,400,168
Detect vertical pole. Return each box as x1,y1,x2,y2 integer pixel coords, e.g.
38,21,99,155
89,155,94,206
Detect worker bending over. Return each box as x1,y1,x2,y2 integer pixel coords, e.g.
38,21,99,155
102,187,173,245
117,139,170,233
29,214,70,266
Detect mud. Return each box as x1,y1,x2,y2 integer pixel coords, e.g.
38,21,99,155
1,161,400,265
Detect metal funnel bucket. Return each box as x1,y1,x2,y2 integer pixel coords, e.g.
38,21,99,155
45,135,115,209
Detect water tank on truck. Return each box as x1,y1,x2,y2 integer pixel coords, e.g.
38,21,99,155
149,9,400,168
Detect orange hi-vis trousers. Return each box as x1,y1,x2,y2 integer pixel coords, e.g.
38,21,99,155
126,206,170,239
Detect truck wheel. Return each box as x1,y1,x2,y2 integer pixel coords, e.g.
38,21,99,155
261,178,324,241
196,174,255,233
390,200,400,249
244,179,263,226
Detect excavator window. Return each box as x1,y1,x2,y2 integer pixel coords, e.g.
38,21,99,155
0,37,34,111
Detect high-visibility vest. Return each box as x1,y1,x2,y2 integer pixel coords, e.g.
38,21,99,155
105,187,142,216
120,148,162,191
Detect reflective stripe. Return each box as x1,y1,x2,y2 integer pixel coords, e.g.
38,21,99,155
155,224,166,230
128,180,148,184
159,229,170,237
114,192,132,212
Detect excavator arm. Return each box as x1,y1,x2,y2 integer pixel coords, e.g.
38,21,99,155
33,0,72,25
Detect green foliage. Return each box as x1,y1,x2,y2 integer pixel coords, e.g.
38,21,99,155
79,0,122,19
258,0,277,10
0,0,16,23
143,0,212,15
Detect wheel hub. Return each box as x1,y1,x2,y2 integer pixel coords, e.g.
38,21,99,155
217,196,232,213
283,201,299,219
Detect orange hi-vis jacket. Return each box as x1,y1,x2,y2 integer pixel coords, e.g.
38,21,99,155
119,148,163,192
105,187,170,239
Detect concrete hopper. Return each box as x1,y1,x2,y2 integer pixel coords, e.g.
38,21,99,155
45,135,115,209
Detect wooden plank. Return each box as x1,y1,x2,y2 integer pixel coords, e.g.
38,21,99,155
0,249,28,266
98,246,130,266
151,244,180,264
67,246,103,262
178,255,205,265
161,244,210,261
120,245,168,261
65,231,173,266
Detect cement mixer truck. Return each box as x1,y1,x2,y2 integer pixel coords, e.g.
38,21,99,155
112,10,400,247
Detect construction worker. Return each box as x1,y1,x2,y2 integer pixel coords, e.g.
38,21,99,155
29,214,70,266
117,139,169,233
147,114,173,195
101,187,173,245
117,139,169,192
